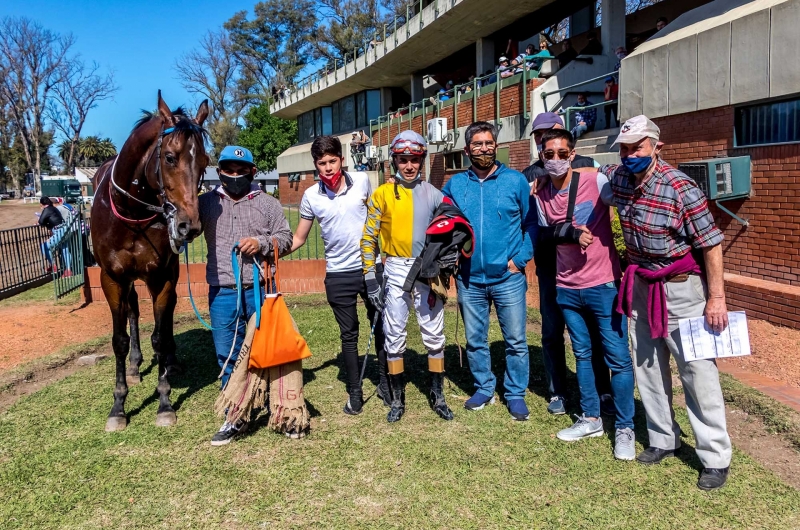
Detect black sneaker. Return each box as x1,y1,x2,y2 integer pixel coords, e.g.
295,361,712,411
210,420,248,446
636,446,676,465
343,387,363,416
698,467,730,491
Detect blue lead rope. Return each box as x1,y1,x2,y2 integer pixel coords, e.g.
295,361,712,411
185,245,262,331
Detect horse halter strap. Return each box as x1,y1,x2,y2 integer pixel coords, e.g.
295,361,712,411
109,125,176,222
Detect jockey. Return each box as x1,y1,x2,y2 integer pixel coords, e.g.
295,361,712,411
361,130,453,423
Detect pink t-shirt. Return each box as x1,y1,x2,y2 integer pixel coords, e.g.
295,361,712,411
535,171,621,289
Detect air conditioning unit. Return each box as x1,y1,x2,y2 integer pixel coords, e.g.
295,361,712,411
678,156,751,201
427,118,448,144
366,145,378,159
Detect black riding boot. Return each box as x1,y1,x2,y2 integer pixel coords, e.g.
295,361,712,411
386,373,406,423
343,384,363,415
376,358,391,407
429,372,454,421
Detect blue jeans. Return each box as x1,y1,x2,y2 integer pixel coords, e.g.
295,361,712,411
208,286,260,389
41,225,72,271
539,273,612,398
457,272,529,400
556,282,634,429
571,123,588,139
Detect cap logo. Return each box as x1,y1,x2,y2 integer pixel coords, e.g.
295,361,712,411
234,149,245,158
621,123,632,133
436,220,450,228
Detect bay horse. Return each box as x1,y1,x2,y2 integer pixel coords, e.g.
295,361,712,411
91,92,209,431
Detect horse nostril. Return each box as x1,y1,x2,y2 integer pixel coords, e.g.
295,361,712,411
177,221,191,238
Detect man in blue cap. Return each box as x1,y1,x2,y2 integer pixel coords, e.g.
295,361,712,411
522,113,613,417
199,145,293,445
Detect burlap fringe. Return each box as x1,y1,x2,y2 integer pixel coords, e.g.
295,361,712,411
214,315,310,434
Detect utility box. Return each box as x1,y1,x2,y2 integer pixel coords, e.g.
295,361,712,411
366,145,378,159
678,156,751,201
426,118,448,144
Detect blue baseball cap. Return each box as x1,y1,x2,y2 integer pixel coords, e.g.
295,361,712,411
218,145,255,166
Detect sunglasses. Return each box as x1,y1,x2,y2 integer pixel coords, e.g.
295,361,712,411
542,149,572,160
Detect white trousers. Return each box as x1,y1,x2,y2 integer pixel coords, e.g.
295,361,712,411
382,257,445,372
631,274,732,469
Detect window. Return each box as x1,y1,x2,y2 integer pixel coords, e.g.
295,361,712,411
321,107,332,135
735,96,800,147
444,152,469,170
356,92,367,129
287,173,301,183
299,90,383,140
495,146,509,166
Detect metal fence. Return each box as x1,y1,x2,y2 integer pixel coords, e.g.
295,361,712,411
51,212,88,299
0,224,51,300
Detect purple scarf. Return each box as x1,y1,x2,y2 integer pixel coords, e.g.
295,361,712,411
616,252,703,339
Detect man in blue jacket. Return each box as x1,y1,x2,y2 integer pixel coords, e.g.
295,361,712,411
443,121,535,420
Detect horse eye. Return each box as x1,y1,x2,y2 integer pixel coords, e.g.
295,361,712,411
165,154,176,165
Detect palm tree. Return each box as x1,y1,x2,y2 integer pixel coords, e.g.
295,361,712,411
98,138,117,159
57,139,73,167
77,136,101,166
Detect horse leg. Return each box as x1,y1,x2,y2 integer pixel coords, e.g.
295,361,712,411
126,288,143,386
101,271,131,432
149,275,179,427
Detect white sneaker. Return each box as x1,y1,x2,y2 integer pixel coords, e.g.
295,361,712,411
556,414,604,441
210,419,248,446
614,428,636,460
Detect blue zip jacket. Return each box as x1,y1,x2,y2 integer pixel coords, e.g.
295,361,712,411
443,162,535,285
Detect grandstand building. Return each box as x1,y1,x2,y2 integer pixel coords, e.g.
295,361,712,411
271,0,800,329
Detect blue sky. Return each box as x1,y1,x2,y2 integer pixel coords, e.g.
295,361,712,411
1,0,257,150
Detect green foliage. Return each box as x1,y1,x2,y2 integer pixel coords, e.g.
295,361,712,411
611,210,627,266
236,103,297,172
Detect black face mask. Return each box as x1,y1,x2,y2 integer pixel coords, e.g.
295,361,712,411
220,174,252,197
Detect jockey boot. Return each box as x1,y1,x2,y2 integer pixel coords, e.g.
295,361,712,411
386,373,406,423
376,359,391,407
429,372,454,421
343,384,363,415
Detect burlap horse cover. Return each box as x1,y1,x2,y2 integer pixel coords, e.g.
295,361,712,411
214,313,310,436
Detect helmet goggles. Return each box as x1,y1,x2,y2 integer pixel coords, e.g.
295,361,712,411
391,138,427,156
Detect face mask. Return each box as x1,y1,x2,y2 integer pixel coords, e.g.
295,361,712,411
469,152,496,171
220,174,252,196
320,169,343,191
616,52,626,59
621,156,652,174
544,158,571,178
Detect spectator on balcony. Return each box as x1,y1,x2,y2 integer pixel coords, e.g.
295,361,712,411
614,47,627,71
579,31,603,56
525,41,552,71
656,16,668,31
499,56,514,79
604,76,619,127
571,93,596,139
482,69,497,87
555,39,577,68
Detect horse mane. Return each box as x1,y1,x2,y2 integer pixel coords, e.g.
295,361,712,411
133,107,208,140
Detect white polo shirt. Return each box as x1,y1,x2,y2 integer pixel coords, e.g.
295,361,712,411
299,171,372,273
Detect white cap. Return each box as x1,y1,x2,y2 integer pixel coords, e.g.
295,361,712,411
499,56,508,62
613,115,661,145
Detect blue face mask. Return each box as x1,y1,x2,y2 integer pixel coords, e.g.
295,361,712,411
621,156,652,174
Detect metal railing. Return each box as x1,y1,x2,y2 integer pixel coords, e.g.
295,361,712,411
0,224,51,301
559,99,618,132
541,71,618,113
52,211,88,299
277,0,436,103
368,58,540,174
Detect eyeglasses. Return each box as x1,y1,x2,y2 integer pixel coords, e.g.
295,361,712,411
469,141,496,150
542,149,572,160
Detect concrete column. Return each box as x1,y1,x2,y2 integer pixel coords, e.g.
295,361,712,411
601,0,626,59
569,5,594,37
476,38,495,75
410,74,425,103
380,87,393,115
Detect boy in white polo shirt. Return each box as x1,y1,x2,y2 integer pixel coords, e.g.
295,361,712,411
291,135,388,415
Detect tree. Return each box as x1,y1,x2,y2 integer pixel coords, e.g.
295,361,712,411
48,59,117,171
311,0,389,63
175,30,253,155
74,135,116,167
0,17,74,192
236,103,297,172
225,0,318,87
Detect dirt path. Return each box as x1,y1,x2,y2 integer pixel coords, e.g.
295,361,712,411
0,297,207,372
0,201,43,230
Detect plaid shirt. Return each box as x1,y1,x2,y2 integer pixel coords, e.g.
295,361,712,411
573,101,596,129
199,186,293,286
600,159,723,270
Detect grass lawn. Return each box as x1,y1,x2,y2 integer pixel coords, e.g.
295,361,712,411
0,295,798,529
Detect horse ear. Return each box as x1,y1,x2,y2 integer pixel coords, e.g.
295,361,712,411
157,90,174,124
195,100,209,126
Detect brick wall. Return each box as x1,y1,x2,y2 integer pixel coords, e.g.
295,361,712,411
279,171,317,205
653,106,800,328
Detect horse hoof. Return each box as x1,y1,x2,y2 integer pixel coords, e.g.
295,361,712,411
105,416,128,432
126,374,141,386
155,411,177,427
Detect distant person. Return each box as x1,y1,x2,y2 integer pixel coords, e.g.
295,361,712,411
482,69,497,86
614,47,628,71
555,39,577,68
526,41,552,70
656,16,668,31
38,196,70,276
445,80,455,97
604,76,619,127
499,56,514,78
571,93,596,139
578,31,603,55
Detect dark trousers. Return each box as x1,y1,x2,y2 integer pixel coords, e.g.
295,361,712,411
538,273,612,398
324,268,386,391
604,104,618,128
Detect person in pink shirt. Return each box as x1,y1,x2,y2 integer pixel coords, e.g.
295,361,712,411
533,128,636,460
